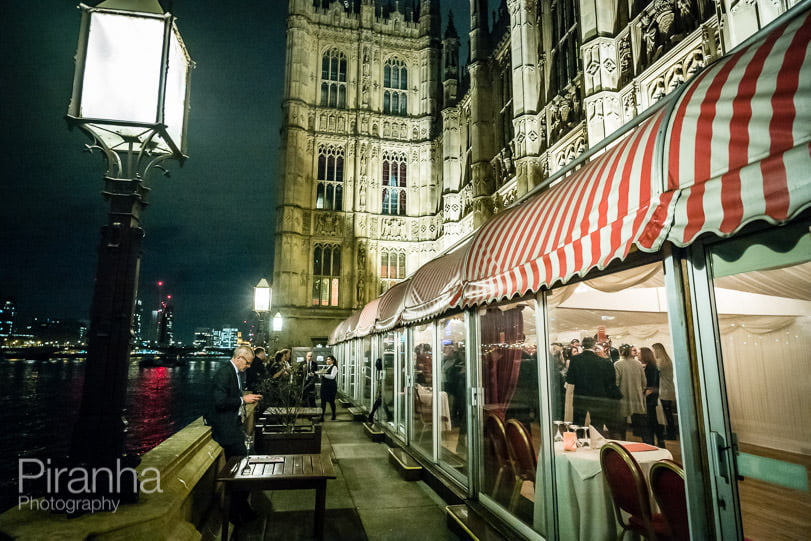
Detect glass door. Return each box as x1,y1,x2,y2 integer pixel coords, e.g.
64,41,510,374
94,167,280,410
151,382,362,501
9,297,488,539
695,220,811,540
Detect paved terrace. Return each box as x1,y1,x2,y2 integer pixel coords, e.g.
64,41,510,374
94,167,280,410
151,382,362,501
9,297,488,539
203,411,462,541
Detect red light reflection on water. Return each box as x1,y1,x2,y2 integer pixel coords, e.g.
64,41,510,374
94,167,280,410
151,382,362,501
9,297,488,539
126,365,173,454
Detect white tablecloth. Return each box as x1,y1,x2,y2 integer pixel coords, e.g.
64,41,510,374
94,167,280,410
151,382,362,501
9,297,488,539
534,442,672,540
416,386,452,431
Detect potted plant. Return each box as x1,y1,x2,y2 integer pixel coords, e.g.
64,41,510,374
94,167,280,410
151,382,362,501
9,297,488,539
254,365,322,455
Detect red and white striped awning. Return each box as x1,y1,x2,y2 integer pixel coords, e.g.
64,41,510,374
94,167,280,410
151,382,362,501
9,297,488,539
328,318,347,345
351,298,380,339
459,110,668,307
401,240,471,323
661,8,811,245
375,279,411,332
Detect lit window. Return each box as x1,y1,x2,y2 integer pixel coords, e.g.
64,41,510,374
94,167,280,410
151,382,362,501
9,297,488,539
383,57,408,116
320,48,347,109
315,144,344,210
313,244,341,306
381,150,407,215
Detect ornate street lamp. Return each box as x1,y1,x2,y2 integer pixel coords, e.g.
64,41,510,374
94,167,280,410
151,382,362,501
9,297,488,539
66,0,193,497
254,278,271,347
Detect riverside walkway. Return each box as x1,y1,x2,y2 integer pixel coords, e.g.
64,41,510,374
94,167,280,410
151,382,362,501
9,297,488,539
204,410,462,541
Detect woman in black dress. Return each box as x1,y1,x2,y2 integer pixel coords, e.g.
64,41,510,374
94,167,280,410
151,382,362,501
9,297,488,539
319,355,339,421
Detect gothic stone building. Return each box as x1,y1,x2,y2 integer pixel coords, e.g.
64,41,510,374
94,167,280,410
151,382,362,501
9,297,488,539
272,0,797,347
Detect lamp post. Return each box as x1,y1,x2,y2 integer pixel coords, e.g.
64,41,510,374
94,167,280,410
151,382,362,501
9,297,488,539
65,0,193,496
254,278,271,348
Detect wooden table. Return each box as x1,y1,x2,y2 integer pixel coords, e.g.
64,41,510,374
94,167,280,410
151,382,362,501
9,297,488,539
217,454,336,540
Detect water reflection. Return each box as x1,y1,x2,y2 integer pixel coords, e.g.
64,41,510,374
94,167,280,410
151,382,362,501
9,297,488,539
0,355,227,511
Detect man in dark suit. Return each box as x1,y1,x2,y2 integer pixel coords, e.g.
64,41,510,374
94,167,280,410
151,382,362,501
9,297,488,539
205,345,262,523
566,336,620,435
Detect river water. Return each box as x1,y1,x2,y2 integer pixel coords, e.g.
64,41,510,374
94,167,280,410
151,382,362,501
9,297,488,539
0,355,230,512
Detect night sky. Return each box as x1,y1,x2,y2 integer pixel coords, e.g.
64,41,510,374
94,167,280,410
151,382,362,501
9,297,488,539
0,0,474,342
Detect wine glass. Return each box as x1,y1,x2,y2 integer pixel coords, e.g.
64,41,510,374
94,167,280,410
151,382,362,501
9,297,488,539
569,424,580,447
553,420,564,442
578,426,590,448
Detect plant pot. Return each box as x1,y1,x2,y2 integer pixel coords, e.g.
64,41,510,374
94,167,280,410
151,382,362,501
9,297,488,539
256,423,322,455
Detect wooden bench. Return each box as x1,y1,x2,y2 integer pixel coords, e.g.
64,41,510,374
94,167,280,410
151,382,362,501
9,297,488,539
362,422,385,442
445,504,508,541
387,447,422,481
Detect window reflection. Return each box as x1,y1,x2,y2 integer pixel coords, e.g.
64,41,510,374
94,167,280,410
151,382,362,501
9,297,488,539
412,323,434,457
479,300,541,529
438,314,467,475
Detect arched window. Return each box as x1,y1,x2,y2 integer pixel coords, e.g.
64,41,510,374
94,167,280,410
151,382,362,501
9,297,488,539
313,244,341,306
320,48,347,109
383,57,408,116
315,144,344,210
381,150,407,215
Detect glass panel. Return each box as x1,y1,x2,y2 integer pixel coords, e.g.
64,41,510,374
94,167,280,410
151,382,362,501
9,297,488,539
316,183,325,209
321,56,329,80
332,247,341,275
401,93,408,115
339,57,347,82
399,163,407,186
336,155,344,182
399,190,406,215
362,336,372,410
392,65,399,88
316,278,326,306
547,262,678,540
396,330,408,438
338,85,346,108
330,55,338,80
392,93,399,115
335,185,343,212
325,184,334,210
313,246,322,274
438,314,467,476
348,340,356,399
384,91,391,114
400,67,407,89
329,84,337,108
479,300,541,530
330,278,339,306
709,223,811,540
412,323,434,458
380,332,396,428
384,64,391,88
398,253,406,278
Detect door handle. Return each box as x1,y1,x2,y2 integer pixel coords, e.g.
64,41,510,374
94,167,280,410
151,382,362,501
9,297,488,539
713,431,732,485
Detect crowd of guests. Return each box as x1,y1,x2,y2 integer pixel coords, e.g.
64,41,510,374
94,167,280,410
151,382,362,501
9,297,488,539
553,336,677,447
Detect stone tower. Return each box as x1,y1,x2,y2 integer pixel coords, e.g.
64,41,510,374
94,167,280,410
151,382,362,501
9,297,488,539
274,0,447,347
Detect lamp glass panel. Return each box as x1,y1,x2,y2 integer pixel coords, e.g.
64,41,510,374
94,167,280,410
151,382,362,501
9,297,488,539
165,24,190,151
272,313,283,332
254,286,270,312
82,13,164,123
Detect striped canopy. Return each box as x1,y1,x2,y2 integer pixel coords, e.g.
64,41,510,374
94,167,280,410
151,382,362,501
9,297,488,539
459,110,668,307
401,241,471,323
661,8,811,245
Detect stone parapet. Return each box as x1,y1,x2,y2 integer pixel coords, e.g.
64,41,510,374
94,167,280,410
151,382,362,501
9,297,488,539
0,416,228,540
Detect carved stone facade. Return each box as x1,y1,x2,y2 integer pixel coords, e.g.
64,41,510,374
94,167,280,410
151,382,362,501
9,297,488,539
273,0,792,347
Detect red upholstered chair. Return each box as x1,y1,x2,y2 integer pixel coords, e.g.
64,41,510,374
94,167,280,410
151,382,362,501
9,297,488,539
484,413,514,503
505,418,537,510
599,442,671,540
650,459,689,540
